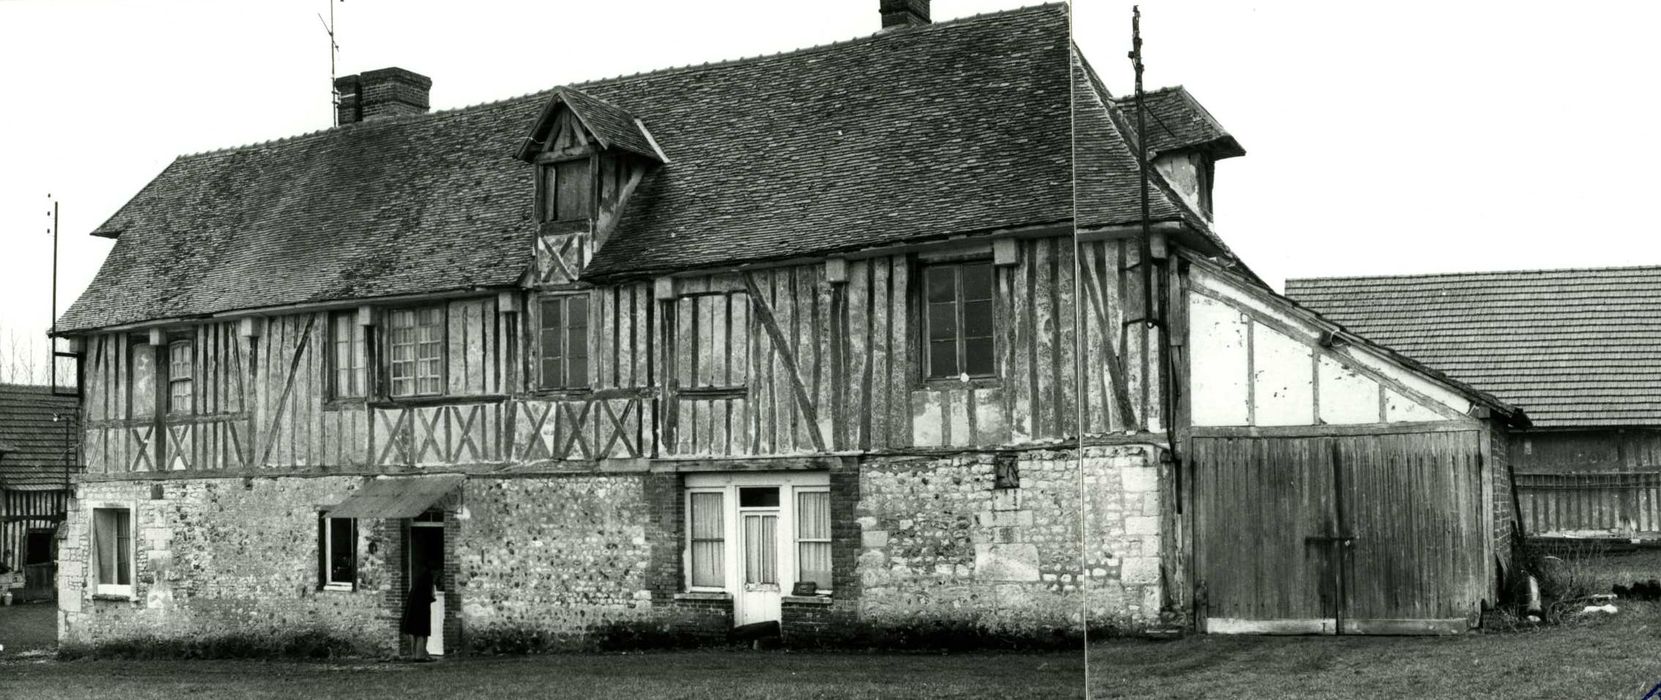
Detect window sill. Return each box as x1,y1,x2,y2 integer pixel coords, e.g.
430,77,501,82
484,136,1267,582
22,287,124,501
322,398,368,411
368,394,508,409
920,376,1002,391
677,386,748,399
320,583,355,593
674,591,732,602
782,594,834,605
92,588,135,602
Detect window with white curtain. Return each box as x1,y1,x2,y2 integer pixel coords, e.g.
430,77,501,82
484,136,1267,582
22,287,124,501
688,491,725,589
93,507,133,597
796,490,831,592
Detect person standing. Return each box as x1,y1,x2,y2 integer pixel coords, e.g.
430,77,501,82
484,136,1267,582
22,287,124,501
400,570,436,661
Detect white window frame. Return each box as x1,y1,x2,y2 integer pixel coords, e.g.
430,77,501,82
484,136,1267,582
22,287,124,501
684,487,727,593
321,516,357,592
89,502,136,599
682,472,831,595
794,486,832,595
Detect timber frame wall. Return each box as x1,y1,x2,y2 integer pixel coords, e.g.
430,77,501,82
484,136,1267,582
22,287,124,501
72,233,1170,478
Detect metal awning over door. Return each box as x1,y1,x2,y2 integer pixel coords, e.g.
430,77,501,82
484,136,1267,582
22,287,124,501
326,474,466,519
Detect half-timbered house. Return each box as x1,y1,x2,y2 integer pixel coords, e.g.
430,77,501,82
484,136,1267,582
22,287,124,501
0,384,79,601
52,1,1529,651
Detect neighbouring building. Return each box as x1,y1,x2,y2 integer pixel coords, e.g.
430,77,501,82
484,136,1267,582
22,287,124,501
0,384,80,601
1289,266,1661,540
51,1,1529,653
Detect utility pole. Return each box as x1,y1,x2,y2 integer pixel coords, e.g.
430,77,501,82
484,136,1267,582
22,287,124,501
1130,7,1154,331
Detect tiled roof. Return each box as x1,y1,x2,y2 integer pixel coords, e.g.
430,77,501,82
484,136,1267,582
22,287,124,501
1112,86,1244,158
60,3,1211,330
1286,266,1661,428
0,384,79,489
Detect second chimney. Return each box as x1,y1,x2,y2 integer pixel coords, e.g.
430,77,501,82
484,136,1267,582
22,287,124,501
880,0,930,29
334,67,432,125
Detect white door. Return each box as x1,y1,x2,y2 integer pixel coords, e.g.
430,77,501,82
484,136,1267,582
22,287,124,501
737,509,781,626
428,592,444,656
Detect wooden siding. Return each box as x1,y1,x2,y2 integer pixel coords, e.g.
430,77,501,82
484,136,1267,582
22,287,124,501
1509,430,1661,537
75,234,1164,474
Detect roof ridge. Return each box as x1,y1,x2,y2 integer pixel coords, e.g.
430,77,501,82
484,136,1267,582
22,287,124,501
1110,85,1185,101
170,3,1064,162
1290,263,1661,284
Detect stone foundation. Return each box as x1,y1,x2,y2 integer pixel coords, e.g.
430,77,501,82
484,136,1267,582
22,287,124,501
60,443,1165,652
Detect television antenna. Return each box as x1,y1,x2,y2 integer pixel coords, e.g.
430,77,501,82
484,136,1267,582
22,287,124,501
319,0,343,126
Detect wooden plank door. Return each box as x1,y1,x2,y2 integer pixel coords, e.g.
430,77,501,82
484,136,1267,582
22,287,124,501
1194,428,1488,635
1338,430,1486,634
1193,435,1340,634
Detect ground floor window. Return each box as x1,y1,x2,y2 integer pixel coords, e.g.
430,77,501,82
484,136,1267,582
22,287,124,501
92,507,132,596
683,474,832,598
319,516,357,590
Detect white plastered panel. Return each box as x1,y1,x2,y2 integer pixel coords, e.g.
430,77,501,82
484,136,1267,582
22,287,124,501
1188,292,1250,426
1252,324,1314,426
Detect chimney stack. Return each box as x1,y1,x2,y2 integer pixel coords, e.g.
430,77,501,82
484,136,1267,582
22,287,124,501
880,0,930,29
333,67,432,125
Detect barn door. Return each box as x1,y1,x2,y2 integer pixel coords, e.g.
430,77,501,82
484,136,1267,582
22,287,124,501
1193,428,1488,635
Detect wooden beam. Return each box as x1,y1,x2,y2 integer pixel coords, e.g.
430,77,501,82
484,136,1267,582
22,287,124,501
824,257,848,284
742,272,828,452
654,277,677,301
1191,421,1479,439
992,238,1020,267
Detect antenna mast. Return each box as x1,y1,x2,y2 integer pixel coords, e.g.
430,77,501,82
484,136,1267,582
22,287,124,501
320,0,341,126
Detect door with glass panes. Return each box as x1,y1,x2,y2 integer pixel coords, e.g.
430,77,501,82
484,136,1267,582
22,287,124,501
684,473,831,626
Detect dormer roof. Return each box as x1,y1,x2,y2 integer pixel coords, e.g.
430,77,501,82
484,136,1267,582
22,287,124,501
1113,86,1245,159
517,87,665,163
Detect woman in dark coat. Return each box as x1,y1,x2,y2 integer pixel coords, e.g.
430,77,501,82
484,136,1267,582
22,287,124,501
401,570,436,660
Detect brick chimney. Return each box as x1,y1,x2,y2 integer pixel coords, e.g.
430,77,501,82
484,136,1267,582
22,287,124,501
333,67,432,125
880,0,930,29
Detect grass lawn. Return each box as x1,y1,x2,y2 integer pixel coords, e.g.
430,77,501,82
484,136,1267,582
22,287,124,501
4,548,1659,699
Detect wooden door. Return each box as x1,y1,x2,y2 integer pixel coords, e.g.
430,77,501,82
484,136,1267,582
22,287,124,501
1193,428,1488,635
1193,435,1340,634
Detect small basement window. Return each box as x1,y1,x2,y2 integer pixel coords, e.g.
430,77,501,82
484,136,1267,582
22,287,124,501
540,158,594,222
92,507,133,597
319,516,357,591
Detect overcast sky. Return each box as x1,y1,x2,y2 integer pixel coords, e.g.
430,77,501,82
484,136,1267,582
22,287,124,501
2,0,1658,382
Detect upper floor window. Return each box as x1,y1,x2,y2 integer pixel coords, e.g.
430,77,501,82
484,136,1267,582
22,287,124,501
166,339,194,414
537,294,589,390
388,308,443,398
676,292,749,389
539,158,593,222
923,261,995,380
329,311,366,399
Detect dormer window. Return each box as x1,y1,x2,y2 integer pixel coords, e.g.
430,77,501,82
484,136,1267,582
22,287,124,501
539,158,594,222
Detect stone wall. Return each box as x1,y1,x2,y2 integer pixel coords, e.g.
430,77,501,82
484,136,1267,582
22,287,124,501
450,474,659,649
852,444,1163,634
60,476,397,653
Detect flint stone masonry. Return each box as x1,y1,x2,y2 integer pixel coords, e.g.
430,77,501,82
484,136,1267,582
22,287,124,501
453,475,662,647
853,445,1164,632
61,477,396,653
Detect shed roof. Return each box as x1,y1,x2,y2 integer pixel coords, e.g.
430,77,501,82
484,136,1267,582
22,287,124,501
1287,266,1661,428
59,3,1216,332
0,384,79,490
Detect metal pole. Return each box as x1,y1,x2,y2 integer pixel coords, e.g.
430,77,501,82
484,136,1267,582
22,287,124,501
50,198,59,392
